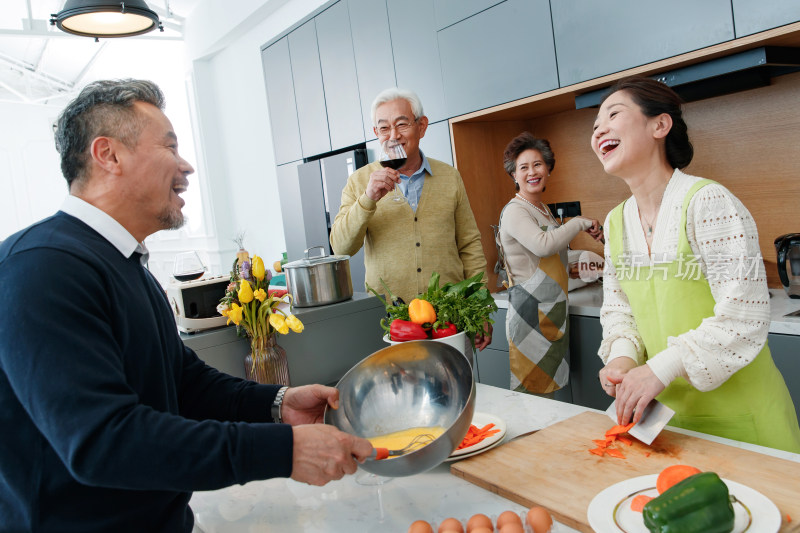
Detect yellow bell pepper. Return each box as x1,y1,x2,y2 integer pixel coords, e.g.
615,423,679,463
269,313,289,334
408,298,436,325
252,255,266,281
238,279,254,304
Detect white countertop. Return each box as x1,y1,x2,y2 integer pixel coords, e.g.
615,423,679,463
493,283,800,335
188,384,800,533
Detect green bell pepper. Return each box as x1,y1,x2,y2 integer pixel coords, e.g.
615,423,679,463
642,471,735,533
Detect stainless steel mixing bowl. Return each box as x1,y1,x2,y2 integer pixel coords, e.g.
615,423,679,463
325,340,476,477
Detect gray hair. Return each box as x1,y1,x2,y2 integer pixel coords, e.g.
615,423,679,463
370,87,425,126
54,79,165,189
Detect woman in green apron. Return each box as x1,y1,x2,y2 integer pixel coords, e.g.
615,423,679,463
592,76,800,453
498,132,604,395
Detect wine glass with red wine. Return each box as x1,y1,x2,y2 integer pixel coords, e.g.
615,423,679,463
379,140,407,203
173,251,206,282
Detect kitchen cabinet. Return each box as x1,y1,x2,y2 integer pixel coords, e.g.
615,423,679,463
275,161,311,263
347,0,397,141
420,120,453,166
288,20,331,158
768,332,800,415
386,0,447,123
568,314,609,411
315,1,365,151
260,38,302,165
551,0,735,87
437,0,557,118
433,0,505,30
732,0,800,37
183,293,387,387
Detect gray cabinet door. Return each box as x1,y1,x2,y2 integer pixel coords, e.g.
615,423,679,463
288,21,331,158
387,0,447,123
347,0,397,141
732,0,800,37
438,0,558,118
568,315,609,411
316,1,365,151
552,0,734,87
433,0,505,30
276,161,308,262
420,120,453,166
261,38,303,165
768,333,800,417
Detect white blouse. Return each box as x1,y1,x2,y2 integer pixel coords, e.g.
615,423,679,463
599,169,771,392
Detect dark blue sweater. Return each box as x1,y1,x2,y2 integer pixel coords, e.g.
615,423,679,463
0,212,293,532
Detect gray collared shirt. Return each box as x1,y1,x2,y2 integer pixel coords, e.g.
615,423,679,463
59,195,149,265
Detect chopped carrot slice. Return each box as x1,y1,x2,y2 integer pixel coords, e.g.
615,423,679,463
787,514,791,523
644,452,651,457
456,423,501,450
605,448,626,459
617,436,633,446
630,494,654,512
605,422,635,437
592,439,610,448
589,447,605,456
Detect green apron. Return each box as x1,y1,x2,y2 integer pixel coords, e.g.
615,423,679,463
608,179,800,453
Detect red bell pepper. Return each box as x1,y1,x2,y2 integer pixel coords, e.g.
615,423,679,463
389,319,428,341
432,322,458,339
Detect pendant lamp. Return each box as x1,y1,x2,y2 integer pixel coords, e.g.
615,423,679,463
50,0,164,39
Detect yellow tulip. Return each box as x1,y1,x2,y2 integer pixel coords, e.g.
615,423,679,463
286,314,304,333
252,255,266,281
238,279,254,303
253,288,267,302
226,303,243,326
269,313,289,334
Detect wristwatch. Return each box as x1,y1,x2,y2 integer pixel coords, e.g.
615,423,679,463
271,386,289,423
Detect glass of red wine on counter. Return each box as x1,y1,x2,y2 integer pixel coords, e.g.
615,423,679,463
379,139,407,203
173,251,206,282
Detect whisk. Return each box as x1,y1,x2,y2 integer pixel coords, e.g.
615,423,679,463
369,433,436,460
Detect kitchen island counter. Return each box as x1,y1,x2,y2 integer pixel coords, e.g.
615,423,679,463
189,383,800,532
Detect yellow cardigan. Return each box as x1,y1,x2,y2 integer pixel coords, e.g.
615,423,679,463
330,158,487,302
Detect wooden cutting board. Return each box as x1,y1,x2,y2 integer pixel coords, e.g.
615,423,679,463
450,411,800,532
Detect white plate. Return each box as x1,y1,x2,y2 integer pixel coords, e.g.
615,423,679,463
447,412,506,460
587,474,781,533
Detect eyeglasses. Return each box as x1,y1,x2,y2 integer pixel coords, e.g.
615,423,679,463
376,119,417,137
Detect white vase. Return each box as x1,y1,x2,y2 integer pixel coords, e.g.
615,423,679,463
382,330,471,358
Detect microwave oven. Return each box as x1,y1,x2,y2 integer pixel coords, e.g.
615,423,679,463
166,275,230,333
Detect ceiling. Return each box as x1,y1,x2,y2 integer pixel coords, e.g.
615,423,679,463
0,0,196,104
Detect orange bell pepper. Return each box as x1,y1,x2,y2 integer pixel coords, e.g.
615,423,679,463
408,298,436,325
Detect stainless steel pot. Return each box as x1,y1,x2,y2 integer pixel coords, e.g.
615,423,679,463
283,246,353,307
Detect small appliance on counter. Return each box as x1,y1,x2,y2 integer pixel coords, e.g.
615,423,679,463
775,233,800,299
167,276,230,333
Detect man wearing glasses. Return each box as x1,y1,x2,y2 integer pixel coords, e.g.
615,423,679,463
330,88,491,350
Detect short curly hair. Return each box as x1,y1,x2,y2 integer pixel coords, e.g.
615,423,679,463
54,79,165,189
502,132,555,190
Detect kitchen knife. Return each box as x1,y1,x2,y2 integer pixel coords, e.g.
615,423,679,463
605,399,675,445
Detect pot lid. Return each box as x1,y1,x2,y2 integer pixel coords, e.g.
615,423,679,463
283,246,350,269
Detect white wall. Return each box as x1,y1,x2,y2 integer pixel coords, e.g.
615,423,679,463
0,102,66,241
184,0,328,272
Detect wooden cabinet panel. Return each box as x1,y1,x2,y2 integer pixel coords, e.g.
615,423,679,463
347,0,397,141
433,0,505,30
732,0,800,37
316,1,365,151
552,0,734,87
387,0,447,123
438,0,557,118
261,38,303,165
288,20,331,157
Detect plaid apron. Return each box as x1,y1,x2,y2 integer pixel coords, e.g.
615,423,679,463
499,204,570,394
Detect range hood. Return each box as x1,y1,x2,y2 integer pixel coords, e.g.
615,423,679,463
575,46,800,109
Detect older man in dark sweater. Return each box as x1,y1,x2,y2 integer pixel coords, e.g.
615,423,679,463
0,80,372,532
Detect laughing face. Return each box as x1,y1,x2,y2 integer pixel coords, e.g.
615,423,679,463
591,90,656,176
513,149,549,200
120,102,194,235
